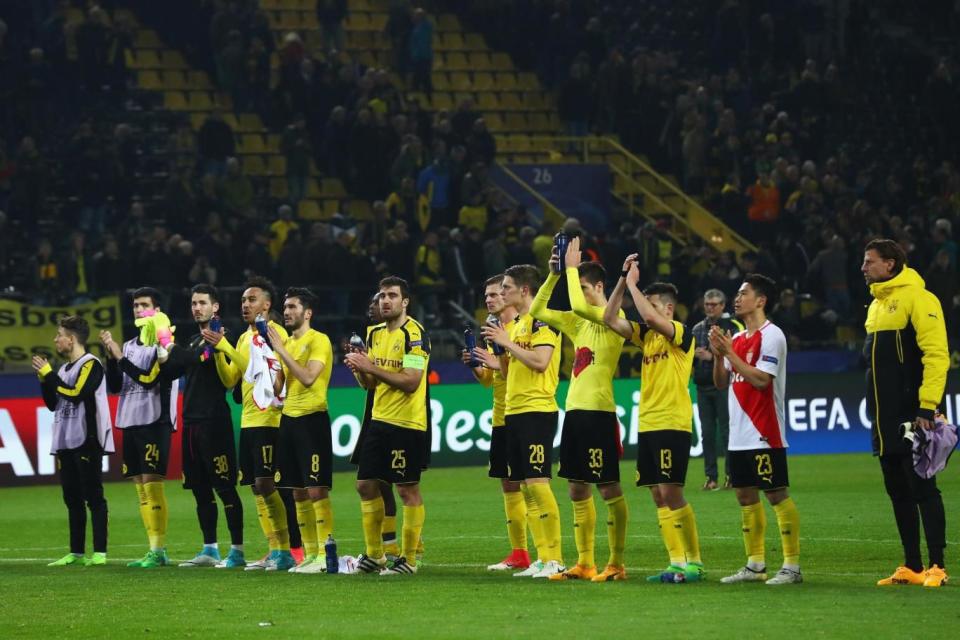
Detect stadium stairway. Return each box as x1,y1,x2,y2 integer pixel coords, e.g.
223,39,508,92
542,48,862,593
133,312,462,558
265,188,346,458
122,4,353,222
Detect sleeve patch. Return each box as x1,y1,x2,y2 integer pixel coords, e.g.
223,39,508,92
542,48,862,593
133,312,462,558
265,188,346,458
402,354,426,370
409,340,423,347
761,355,778,364
533,320,548,330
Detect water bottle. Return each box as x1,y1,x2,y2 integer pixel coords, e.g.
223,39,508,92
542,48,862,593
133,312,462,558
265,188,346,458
349,332,365,352
255,313,270,347
325,534,339,574
554,232,570,272
464,326,479,367
203,315,222,360
486,314,505,355
659,571,686,583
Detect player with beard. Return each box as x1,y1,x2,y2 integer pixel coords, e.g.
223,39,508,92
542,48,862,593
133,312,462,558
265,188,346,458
159,284,246,568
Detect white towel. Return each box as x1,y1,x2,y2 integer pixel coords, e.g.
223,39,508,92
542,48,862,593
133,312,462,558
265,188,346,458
244,334,283,410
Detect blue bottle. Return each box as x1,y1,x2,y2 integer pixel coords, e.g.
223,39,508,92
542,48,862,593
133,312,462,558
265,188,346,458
203,315,222,360
486,315,505,355
325,534,338,574
349,332,365,352
464,326,480,367
554,232,570,272
255,313,270,347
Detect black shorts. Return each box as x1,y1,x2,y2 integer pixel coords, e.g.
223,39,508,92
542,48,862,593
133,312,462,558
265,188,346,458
276,412,333,489
488,425,509,479
558,410,621,484
729,448,790,490
349,391,375,466
121,422,172,478
238,427,279,486
356,420,427,485
636,430,691,487
504,411,557,482
182,418,237,490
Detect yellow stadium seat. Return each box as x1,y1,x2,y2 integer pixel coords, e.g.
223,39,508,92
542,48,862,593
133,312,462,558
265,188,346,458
477,92,500,111
442,32,465,50
238,113,265,132
444,52,469,71
323,199,340,217
186,70,213,90
499,92,523,111
163,91,188,110
437,14,460,31
495,72,518,90
138,70,162,90
433,72,452,91
485,113,504,131
243,155,268,176
529,113,551,133
130,50,161,69
431,92,454,111
449,72,472,91
468,52,492,71
158,70,186,89
160,50,187,69
351,200,373,220
517,72,540,90
212,92,233,110
223,113,239,130
504,112,528,132
268,155,287,175
526,92,549,110
472,72,494,91
187,91,214,111
298,200,323,220
369,14,386,31
322,178,347,197
464,33,486,50
239,134,266,154
265,135,281,153
135,30,162,49
490,52,512,71
345,12,371,31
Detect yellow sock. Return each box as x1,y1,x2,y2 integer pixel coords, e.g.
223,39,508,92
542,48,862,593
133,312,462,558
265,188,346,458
361,497,385,558
503,490,527,551
255,495,277,551
381,514,399,555
263,491,290,550
604,495,628,568
657,506,685,566
572,497,596,568
772,497,800,568
741,502,767,566
135,483,151,544
527,483,563,563
295,500,318,557
313,498,334,546
521,485,547,561
142,481,168,550
401,505,426,561
672,504,701,564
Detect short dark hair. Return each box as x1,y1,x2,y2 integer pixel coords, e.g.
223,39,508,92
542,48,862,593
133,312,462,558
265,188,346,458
284,286,316,312
59,315,90,345
379,275,410,300
484,274,504,288
864,238,906,276
132,287,163,308
643,282,679,305
743,273,777,309
577,261,606,286
504,264,541,292
190,283,219,303
243,275,276,303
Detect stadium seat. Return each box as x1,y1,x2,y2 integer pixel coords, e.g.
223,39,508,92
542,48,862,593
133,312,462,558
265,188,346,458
186,70,213,90
135,30,162,49
477,92,500,111
464,33,486,50
525,92,550,110
433,72,452,92
345,12,371,31
268,155,287,175
265,135,281,153
160,50,187,69
321,178,347,198
499,93,523,111
163,91,188,110
323,199,340,217
473,72,494,91
529,113,551,133
468,52,493,71
138,70,162,90
239,134,266,154
187,91,214,111
129,50,161,69
158,70,187,89
485,113,504,131
238,113,265,132
242,155,268,176
297,199,323,220
431,92,454,111
504,113,529,132
442,32,465,50
444,52,470,71
517,72,540,90
437,14,461,32
494,72,518,90
351,200,373,220
449,72,472,91
269,178,288,198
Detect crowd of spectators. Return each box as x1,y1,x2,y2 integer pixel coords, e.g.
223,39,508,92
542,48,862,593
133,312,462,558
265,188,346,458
454,0,960,348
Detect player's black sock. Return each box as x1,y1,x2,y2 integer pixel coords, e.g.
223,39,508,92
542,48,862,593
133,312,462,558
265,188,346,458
216,487,244,546
192,487,218,545
89,497,108,554
280,489,302,548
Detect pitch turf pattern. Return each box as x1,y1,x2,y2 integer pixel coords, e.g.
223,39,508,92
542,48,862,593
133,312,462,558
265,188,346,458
1,454,957,638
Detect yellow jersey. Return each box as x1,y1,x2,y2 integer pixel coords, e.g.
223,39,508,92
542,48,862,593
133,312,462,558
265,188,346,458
632,320,694,432
217,321,289,428
482,318,514,427
504,312,561,416
368,316,431,431
530,270,625,412
281,328,333,417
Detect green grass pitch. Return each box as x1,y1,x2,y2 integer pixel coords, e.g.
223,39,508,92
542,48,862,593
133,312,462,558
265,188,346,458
1,453,957,639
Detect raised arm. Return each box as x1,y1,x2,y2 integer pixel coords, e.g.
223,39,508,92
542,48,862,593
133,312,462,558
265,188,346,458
625,264,676,340
603,254,637,339
529,271,574,333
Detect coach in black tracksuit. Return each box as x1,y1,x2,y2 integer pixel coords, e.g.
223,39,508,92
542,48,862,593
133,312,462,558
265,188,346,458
862,239,950,582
